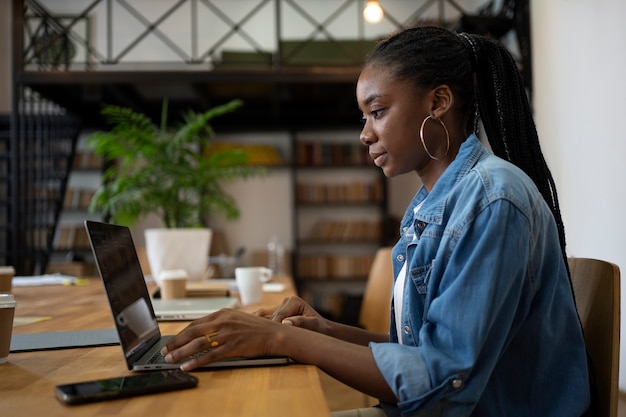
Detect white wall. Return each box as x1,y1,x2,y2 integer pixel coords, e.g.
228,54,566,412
532,0,626,389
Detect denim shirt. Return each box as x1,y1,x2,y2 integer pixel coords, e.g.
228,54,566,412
371,135,590,416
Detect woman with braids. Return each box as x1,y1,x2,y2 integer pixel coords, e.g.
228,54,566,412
161,26,591,416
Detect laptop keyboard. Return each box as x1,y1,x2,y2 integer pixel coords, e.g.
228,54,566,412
147,349,208,365
147,350,170,364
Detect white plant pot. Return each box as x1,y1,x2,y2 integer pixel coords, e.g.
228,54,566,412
144,228,212,284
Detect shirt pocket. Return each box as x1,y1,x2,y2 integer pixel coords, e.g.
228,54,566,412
410,262,433,296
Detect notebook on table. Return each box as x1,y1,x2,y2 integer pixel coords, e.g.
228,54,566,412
84,220,292,371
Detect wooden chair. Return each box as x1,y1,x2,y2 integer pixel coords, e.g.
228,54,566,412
359,247,394,333
136,246,152,276
569,257,621,417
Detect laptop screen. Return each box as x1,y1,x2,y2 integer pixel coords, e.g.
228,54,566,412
85,220,161,367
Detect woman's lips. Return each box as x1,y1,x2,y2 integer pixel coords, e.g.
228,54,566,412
371,152,387,167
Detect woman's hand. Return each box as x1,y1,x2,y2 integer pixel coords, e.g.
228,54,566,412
160,305,395,402
160,308,286,371
254,296,330,335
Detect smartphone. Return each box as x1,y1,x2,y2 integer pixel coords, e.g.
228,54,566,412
54,370,198,405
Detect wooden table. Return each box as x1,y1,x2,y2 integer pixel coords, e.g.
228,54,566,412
0,276,331,417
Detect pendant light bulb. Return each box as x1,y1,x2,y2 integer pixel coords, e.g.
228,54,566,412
363,0,384,24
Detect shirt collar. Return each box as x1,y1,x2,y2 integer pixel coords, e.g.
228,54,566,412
409,134,491,226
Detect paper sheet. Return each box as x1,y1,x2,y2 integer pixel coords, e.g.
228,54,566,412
12,274,89,286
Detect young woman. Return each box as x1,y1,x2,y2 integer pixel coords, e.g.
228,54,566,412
161,26,591,416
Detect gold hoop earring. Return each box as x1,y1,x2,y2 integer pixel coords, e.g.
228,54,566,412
419,116,450,160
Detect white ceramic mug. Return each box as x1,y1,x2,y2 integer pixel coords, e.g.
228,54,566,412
234,267,272,305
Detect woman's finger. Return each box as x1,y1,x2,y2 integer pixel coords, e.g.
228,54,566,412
270,297,308,322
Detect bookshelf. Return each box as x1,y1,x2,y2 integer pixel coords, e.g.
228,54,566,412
46,135,103,276
293,130,389,324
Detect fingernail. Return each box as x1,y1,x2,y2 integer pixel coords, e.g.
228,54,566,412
282,319,293,325
160,347,168,356
165,353,173,363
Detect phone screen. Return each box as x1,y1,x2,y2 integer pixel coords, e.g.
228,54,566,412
55,370,198,405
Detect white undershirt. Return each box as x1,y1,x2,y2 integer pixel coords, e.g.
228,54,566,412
393,202,423,343
393,262,408,343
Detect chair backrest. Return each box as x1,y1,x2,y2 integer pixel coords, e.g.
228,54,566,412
568,257,621,417
359,247,393,333
136,246,152,276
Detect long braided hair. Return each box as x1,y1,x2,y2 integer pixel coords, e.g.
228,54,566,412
365,26,568,267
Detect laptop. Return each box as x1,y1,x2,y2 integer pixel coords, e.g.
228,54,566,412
151,297,237,321
84,220,292,371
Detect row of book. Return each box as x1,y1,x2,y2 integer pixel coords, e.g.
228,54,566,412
73,151,102,170
210,142,285,166
297,254,375,279
296,180,384,204
63,188,95,209
305,219,382,242
296,142,371,166
55,225,90,250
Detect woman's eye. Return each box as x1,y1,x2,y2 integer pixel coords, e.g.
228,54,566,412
360,109,383,123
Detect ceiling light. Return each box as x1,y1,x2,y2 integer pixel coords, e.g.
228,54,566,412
363,0,384,24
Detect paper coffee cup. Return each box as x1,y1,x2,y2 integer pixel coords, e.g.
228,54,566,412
159,269,188,300
0,266,15,293
0,293,17,364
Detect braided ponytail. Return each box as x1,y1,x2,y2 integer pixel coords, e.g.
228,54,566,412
458,32,568,266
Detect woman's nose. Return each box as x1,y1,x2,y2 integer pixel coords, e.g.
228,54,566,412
360,124,375,146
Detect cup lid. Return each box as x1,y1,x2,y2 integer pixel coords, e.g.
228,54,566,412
0,293,16,308
158,269,188,280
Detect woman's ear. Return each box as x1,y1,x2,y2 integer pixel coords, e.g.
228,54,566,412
430,85,454,119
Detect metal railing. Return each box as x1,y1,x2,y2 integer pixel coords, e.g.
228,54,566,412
20,0,476,71
4,86,80,274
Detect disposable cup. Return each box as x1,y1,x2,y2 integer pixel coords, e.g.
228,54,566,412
0,266,15,293
0,293,16,364
159,269,188,300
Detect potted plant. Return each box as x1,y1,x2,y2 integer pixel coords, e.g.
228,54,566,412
87,98,264,281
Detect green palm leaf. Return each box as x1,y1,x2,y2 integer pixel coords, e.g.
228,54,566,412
87,99,265,228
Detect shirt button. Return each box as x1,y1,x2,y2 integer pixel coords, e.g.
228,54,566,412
451,379,463,389
403,325,410,334
402,227,409,233
397,255,404,262
417,221,426,229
